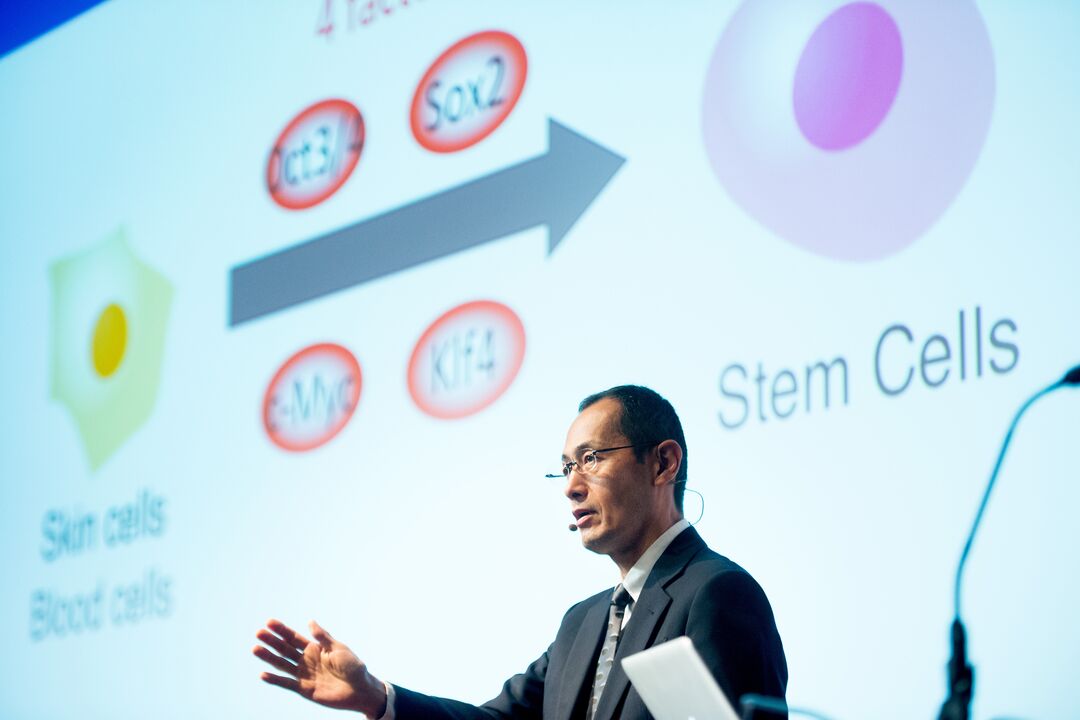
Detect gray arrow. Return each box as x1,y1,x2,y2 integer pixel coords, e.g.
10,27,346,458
229,118,625,326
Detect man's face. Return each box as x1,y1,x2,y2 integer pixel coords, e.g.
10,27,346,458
562,397,657,564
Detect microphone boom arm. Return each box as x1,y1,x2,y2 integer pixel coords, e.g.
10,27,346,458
939,364,1079,720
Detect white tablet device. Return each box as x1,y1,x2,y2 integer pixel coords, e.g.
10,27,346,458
621,636,741,720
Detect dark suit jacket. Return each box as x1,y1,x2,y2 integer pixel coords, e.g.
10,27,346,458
395,527,787,719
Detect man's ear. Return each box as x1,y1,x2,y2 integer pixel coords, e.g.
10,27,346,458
654,439,683,486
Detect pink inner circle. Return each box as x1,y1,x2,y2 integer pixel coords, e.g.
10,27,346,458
793,2,903,151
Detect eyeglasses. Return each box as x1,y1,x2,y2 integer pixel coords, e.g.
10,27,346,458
546,443,658,479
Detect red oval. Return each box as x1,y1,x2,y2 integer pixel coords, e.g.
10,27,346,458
266,99,365,210
410,31,527,153
408,300,526,419
263,343,363,452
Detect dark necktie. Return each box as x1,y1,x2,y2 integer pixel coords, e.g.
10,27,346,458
585,584,633,720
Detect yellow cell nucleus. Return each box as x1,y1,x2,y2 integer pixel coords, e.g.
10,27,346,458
92,303,127,377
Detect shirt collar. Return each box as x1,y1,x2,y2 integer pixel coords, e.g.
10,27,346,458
620,518,691,604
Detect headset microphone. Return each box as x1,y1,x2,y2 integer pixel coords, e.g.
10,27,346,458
568,524,578,532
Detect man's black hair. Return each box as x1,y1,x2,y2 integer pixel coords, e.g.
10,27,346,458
578,385,688,513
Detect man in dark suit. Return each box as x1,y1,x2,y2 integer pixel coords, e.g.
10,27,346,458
254,385,787,719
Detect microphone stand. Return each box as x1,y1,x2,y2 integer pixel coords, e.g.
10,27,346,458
938,365,1080,720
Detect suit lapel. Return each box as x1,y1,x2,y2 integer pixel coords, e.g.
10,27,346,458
591,527,706,720
554,594,609,720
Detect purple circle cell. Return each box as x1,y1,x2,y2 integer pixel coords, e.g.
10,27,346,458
701,0,995,261
794,2,903,151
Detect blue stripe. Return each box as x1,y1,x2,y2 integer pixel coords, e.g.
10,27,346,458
0,0,111,59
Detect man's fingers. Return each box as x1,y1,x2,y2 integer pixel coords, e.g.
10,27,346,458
309,619,334,650
259,671,302,693
252,645,300,676
256,628,303,661
267,618,312,652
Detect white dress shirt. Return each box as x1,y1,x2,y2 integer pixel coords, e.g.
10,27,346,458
618,518,690,629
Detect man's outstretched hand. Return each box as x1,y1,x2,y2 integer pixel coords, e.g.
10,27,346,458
254,619,387,717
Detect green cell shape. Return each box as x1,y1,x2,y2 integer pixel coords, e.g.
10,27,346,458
50,228,173,470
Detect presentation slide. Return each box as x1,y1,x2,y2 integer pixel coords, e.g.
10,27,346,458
2,1,1078,718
